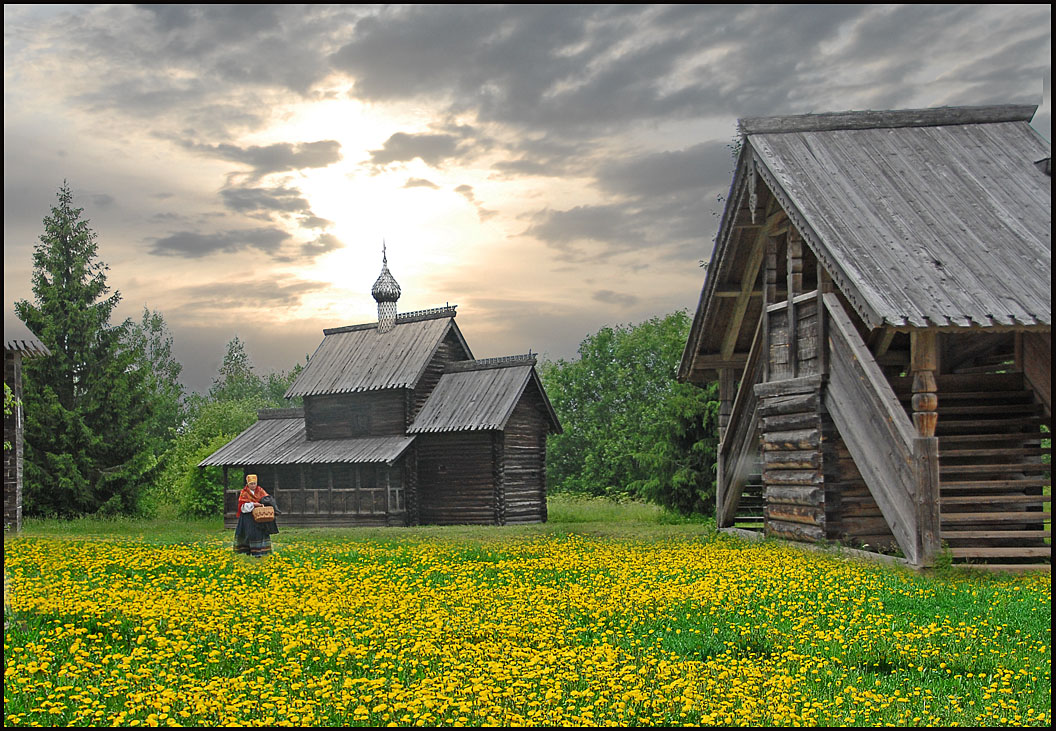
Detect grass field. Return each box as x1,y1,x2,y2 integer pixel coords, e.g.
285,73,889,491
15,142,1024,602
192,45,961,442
3,496,1051,727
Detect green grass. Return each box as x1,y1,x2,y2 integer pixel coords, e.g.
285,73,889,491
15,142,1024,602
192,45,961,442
14,494,714,545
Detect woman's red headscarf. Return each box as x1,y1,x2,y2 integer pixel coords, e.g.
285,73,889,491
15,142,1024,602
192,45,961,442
238,474,269,512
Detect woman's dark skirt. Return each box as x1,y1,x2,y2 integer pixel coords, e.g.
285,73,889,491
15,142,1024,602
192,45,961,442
234,512,279,558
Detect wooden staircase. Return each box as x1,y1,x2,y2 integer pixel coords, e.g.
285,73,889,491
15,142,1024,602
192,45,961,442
896,372,1051,571
733,465,765,529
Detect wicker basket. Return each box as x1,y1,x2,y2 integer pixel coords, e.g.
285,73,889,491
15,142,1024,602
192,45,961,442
252,506,275,523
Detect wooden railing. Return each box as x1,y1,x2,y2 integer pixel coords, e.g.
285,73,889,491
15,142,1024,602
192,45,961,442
717,317,765,527
822,293,939,566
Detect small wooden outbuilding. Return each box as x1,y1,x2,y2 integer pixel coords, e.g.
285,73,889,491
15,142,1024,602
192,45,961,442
4,319,50,532
201,254,561,527
680,105,1051,569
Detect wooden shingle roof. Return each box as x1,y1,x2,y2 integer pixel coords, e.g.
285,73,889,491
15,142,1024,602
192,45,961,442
5,318,50,357
680,104,1051,382
285,307,472,397
198,411,415,467
747,104,1050,329
407,357,561,434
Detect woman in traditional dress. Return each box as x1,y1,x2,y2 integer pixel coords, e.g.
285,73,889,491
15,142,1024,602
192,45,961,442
233,474,279,558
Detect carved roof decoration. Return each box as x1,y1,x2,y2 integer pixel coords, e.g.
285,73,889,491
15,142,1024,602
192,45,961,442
371,244,402,304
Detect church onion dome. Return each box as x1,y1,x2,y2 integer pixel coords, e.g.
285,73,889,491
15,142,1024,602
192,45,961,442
371,250,401,304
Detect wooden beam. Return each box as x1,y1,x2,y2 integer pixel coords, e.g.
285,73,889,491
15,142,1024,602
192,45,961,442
715,286,762,297
874,328,896,358
718,208,790,362
718,369,736,440
690,354,749,376
720,239,766,360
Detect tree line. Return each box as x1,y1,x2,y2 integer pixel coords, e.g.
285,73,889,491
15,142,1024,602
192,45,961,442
12,184,303,519
11,184,720,521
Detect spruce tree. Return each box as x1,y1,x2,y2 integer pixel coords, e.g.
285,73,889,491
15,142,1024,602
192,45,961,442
15,183,156,516
127,306,186,450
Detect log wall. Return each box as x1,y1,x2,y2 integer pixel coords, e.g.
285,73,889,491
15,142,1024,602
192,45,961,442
758,377,826,541
503,387,548,524
304,390,407,440
417,432,498,525
412,331,471,421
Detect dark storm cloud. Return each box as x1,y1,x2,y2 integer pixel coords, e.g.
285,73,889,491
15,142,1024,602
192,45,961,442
368,125,488,168
525,204,640,251
220,185,312,215
524,141,732,261
331,4,1048,139
595,141,733,199
149,227,291,258
369,133,461,166
182,140,343,177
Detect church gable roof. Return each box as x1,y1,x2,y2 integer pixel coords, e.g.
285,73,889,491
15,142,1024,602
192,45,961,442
745,104,1050,329
285,307,471,398
407,356,561,434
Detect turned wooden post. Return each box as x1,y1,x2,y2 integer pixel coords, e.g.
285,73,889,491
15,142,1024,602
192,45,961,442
911,331,939,438
910,330,941,565
718,368,736,441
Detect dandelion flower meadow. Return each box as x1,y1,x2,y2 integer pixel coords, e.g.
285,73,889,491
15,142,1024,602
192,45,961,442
3,531,1051,727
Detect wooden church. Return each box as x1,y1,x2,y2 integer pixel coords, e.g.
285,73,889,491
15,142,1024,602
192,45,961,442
679,105,1051,570
202,250,561,528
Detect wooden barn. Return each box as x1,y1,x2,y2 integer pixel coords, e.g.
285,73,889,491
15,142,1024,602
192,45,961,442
201,252,561,528
679,105,1051,570
4,318,51,533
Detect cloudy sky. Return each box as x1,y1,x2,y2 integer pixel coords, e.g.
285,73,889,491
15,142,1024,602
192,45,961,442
4,4,1051,394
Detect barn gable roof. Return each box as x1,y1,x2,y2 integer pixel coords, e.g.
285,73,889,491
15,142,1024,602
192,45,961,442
198,409,415,467
407,356,561,434
680,104,1051,381
747,104,1050,330
285,306,472,398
